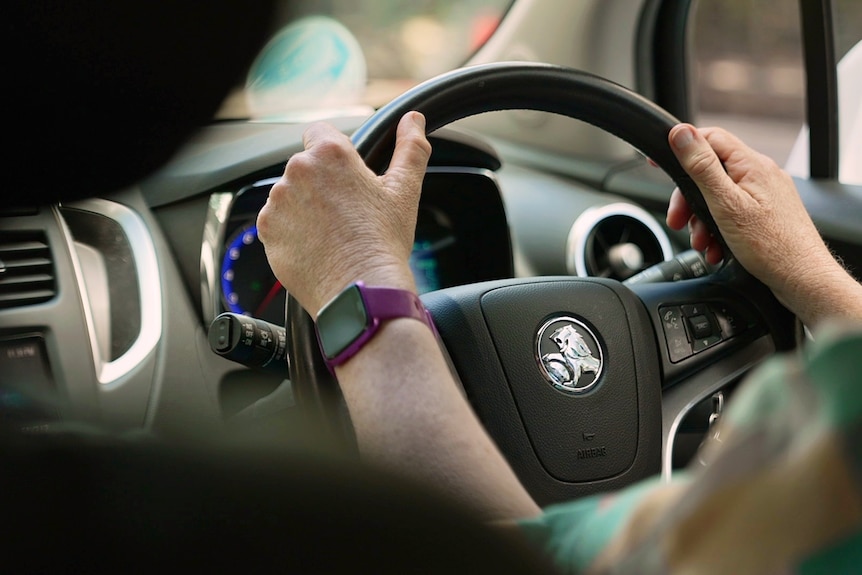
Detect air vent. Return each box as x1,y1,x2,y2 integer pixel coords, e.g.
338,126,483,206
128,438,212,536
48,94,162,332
0,232,56,308
567,203,673,281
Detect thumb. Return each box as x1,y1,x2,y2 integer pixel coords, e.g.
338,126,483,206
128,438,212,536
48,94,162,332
383,111,432,193
668,123,737,214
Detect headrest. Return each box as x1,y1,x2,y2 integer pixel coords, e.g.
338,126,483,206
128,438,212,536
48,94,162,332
7,2,276,206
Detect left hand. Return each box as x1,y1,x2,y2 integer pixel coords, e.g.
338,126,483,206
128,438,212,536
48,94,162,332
257,111,432,317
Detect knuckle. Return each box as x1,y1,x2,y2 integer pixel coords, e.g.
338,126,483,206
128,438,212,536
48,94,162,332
285,152,314,178
256,210,271,241
686,149,718,180
314,138,350,160
267,178,288,200
411,134,432,158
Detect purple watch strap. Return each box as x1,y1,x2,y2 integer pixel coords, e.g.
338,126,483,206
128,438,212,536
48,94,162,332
320,282,437,372
361,285,432,325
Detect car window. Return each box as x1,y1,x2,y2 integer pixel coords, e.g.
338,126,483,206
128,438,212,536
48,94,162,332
216,0,512,120
691,0,862,184
835,0,862,60
689,0,806,166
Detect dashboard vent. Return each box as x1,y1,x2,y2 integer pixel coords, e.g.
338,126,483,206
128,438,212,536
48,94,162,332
567,203,673,281
0,232,56,308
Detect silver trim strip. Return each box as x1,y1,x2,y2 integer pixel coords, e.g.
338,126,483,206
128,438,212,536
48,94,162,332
660,335,774,480
566,202,674,277
201,178,280,323
201,191,236,322
57,199,163,385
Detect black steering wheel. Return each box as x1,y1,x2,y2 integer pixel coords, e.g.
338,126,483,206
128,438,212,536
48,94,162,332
286,62,797,506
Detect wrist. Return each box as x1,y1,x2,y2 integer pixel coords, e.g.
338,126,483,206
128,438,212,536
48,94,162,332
310,259,416,319
779,255,862,327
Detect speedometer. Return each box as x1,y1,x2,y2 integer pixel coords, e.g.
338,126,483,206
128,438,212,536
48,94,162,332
220,224,286,325
220,207,458,325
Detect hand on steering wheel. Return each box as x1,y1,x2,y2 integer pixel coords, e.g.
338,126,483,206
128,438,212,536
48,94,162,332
265,62,797,506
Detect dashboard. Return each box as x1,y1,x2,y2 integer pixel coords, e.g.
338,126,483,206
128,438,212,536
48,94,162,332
0,117,688,434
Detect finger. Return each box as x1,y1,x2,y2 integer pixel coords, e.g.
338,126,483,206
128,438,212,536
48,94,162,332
689,215,712,252
704,242,724,265
701,128,786,198
383,111,432,193
666,188,692,230
669,124,731,190
668,124,750,218
687,215,724,263
301,121,350,150
699,126,757,164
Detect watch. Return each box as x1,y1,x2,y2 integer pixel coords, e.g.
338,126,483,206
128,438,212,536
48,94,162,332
315,281,437,371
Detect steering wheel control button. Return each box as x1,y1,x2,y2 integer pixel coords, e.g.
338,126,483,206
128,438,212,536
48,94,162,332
680,303,706,317
712,303,746,338
535,316,603,394
687,314,714,339
675,302,727,354
660,306,692,363
692,333,722,353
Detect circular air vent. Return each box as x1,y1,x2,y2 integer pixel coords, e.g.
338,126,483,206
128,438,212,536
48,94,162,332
566,203,673,280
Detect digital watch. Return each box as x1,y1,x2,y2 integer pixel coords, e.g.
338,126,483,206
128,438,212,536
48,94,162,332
315,281,437,372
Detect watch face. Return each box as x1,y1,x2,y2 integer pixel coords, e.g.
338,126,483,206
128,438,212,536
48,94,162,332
317,284,370,359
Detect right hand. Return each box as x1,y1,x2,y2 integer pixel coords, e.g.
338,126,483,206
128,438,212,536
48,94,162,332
256,111,431,318
665,123,840,314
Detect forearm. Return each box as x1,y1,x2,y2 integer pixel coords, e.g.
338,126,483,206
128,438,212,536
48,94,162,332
336,317,542,522
258,114,539,521
781,256,862,331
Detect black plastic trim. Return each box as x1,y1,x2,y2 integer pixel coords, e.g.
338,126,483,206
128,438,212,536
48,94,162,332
640,0,694,122
799,0,839,179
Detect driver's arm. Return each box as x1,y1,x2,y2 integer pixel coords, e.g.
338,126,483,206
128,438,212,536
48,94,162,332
257,112,541,521
665,123,862,329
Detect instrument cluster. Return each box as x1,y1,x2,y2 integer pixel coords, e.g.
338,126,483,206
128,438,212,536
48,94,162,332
203,167,513,326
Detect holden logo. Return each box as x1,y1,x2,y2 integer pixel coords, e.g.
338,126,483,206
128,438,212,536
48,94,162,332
536,316,603,394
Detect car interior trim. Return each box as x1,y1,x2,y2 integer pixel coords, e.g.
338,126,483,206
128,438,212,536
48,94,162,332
799,0,839,179
201,190,240,324
58,199,163,385
566,201,674,277
660,333,774,480
644,0,694,122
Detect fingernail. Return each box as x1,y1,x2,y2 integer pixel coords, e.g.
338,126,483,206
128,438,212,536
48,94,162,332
412,112,426,130
671,125,695,150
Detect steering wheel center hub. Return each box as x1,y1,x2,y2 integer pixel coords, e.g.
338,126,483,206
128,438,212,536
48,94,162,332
535,316,603,393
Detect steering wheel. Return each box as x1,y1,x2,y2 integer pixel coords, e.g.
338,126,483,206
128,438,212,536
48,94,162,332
286,62,797,506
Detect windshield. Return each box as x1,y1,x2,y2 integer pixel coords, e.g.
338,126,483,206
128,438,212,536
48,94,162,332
216,0,513,121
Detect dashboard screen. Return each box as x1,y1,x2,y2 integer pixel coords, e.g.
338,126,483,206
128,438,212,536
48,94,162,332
410,206,456,294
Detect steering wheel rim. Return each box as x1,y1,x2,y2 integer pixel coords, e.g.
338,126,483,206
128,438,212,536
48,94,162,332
287,62,797,503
